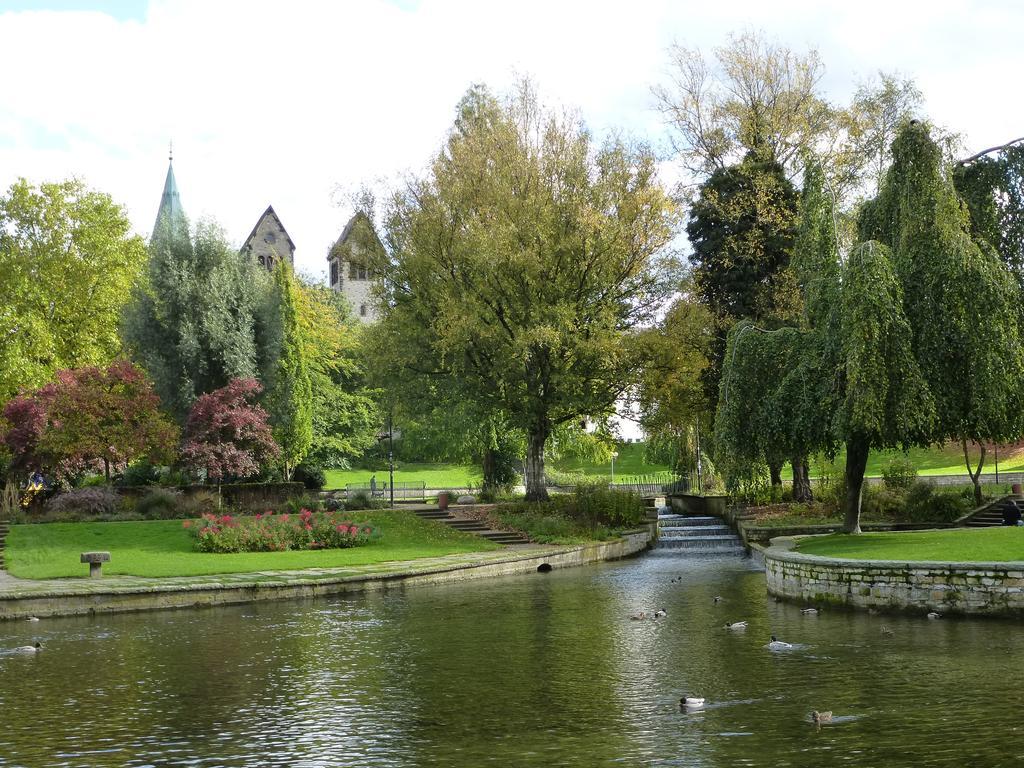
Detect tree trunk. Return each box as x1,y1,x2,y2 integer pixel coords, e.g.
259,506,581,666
791,456,814,502
524,422,550,502
769,462,783,487
962,439,986,508
843,438,870,534
103,458,110,483
482,447,497,492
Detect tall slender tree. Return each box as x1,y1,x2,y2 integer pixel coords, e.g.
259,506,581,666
264,261,313,480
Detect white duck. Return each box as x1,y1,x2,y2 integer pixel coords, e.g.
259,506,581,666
653,609,667,618
680,695,705,708
801,608,819,615
724,621,748,630
25,616,40,622
927,612,941,620
14,642,41,653
767,635,793,650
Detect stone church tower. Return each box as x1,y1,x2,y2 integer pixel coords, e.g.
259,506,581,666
240,205,295,271
327,212,384,322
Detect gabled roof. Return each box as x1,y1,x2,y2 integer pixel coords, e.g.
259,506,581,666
241,205,296,254
328,211,384,262
152,158,186,239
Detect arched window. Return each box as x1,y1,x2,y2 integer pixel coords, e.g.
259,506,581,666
360,304,367,317
330,261,338,287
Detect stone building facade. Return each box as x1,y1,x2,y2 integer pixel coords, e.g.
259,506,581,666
327,212,384,323
240,205,295,271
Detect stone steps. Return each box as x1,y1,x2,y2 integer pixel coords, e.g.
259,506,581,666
412,509,531,546
964,498,1019,528
654,513,745,555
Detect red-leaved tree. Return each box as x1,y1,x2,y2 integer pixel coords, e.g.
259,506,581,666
2,361,178,481
180,379,280,482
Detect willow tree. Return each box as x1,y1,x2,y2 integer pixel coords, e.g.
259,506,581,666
862,122,1024,505
379,83,678,501
954,141,1024,283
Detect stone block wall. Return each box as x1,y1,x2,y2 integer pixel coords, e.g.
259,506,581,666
764,536,1024,617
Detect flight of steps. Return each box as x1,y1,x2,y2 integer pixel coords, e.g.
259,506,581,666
963,496,1020,528
655,511,745,555
0,519,7,569
413,508,531,545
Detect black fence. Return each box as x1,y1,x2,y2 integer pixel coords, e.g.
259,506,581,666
345,481,426,502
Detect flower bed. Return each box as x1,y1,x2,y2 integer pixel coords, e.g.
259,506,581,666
185,509,379,553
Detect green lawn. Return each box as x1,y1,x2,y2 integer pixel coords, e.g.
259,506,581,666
796,527,1024,562
325,443,671,489
5,510,501,579
550,442,670,479
325,463,483,490
799,444,1024,480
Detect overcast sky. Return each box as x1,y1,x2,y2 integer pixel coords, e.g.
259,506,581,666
1,0,1022,282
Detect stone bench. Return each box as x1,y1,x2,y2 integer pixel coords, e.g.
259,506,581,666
81,551,110,579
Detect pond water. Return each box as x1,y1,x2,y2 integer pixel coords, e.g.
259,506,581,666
1,553,1022,767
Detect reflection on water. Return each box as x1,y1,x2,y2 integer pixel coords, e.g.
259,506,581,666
1,553,1022,767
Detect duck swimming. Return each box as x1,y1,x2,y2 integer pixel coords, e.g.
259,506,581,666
801,608,818,615
724,621,748,630
680,696,705,708
630,612,647,621
25,616,40,622
812,710,832,724
927,612,941,620
653,609,667,618
767,635,793,650
14,642,41,653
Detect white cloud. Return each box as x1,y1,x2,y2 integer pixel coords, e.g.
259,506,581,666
1,0,1021,280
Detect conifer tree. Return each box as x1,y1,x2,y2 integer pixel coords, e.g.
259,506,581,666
265,260,313,480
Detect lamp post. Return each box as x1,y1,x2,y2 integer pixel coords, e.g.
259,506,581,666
388,409,395,508
611,451,619,486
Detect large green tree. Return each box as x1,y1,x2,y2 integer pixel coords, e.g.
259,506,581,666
0,178,146,402
378,83,678,500
687,152,801,484
264,260,314,480
294,280,379,470
862,122,1024,505
122,219,265,419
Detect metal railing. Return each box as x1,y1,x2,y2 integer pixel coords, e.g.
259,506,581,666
609,472,688,497
345,481,426,502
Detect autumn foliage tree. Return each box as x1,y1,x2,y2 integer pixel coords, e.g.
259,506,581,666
1,361,178,481
180,379,280,482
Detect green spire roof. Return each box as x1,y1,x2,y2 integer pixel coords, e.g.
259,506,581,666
152,153,186,241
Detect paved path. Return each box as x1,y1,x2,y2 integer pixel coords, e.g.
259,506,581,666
0,545,557,601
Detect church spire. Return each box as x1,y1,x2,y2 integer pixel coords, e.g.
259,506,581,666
152,147,186,241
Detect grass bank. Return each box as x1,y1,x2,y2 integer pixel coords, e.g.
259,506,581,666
325,443,672,490
796,528,1024,562
5,510,500,579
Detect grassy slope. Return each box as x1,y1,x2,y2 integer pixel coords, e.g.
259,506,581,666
324,443,670,489
799,444,1024,480
797,528,1024,562
5,510,500,579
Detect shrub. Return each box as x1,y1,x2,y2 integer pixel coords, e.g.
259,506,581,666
185,509,380,553
135,488,183,519
861,484,906,520
293,464,326,490
119,461,162,487
46,487,119,518
573,484,647,528
882,456,917,489
345,491,375,511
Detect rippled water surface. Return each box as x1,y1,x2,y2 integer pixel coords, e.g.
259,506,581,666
1,553,1022,767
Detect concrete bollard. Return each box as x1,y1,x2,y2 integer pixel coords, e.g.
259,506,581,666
80,551,110,578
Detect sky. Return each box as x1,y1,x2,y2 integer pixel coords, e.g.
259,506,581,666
1,0,1022,284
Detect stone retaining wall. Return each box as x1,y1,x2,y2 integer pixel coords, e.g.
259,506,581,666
764,536,1024,616
0,528,653,621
